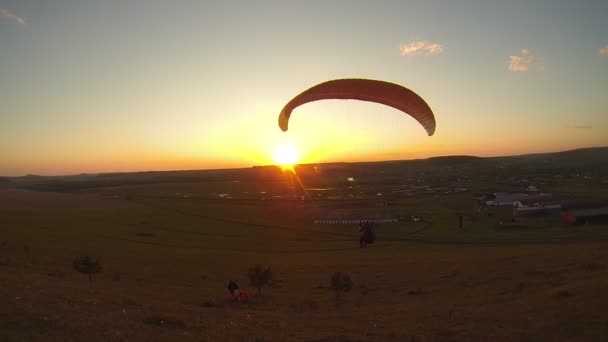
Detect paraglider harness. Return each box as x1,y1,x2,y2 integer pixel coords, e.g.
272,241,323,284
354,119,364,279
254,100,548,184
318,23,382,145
359,221,376,248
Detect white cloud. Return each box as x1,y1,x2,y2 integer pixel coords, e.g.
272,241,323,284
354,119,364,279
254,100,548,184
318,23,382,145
400,40,444,57
0,8,25,25
599,45,608,56
508,49,541,72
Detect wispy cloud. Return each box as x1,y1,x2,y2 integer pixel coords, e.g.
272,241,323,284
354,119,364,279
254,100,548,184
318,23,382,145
508,49,541,72
564,124,593,130
0,8,25,25
400,40,444,57
599,45,608,56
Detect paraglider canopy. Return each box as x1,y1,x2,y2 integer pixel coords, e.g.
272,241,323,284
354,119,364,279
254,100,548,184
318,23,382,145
278,78,436,136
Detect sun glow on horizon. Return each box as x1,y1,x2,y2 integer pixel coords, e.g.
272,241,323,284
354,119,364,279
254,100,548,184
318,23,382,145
272,143,300,168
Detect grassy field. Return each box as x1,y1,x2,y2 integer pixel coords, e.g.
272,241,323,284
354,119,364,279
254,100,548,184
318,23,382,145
2,149,608,341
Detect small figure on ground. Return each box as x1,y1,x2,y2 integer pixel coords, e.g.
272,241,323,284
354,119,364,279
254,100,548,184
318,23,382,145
227,280,240,299
226,280,251,302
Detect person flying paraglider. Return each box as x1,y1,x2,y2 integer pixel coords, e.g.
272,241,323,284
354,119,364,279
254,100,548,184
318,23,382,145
359,220,376,248
277,78,434,249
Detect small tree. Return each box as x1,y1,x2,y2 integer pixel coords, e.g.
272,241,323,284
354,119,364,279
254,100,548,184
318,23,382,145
248,264,273,296
330,272,353,301
73,256,102,283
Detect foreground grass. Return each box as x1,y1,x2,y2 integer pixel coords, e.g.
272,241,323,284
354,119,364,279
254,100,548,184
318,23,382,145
2,187,608,341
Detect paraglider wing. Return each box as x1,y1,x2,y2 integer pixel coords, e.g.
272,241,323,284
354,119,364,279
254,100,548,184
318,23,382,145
278,79,436,135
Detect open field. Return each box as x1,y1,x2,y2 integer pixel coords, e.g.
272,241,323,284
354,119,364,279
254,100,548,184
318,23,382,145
2,148,608,341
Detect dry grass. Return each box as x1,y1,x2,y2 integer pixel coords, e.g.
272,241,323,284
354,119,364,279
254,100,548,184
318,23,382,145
1,186,608,341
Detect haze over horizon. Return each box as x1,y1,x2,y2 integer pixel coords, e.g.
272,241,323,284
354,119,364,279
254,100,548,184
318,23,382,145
2,1,607,176
3,146,607,178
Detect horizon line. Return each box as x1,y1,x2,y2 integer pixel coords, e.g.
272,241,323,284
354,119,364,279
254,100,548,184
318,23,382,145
2,146,605,178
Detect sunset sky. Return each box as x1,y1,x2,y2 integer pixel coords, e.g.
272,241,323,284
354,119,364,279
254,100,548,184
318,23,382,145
1,1,607,176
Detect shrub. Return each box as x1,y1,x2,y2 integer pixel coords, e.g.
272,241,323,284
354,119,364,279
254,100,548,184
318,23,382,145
248,264,273,296
72,256,102,283
330,272,353,300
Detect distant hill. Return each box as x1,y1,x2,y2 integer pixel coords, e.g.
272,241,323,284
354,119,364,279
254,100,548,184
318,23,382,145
427,155,484,165
514,147,608,165
4,147,607,192
481,147,608,170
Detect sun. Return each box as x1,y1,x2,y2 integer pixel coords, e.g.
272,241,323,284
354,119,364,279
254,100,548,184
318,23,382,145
272,143,300,168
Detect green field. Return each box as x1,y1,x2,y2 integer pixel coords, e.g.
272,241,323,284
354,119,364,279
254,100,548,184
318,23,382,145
2,149,608,341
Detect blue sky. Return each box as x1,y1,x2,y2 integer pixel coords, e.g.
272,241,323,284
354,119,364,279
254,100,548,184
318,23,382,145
1,1,607,175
